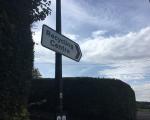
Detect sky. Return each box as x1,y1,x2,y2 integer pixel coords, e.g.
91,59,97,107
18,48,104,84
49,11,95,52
32,0,150,102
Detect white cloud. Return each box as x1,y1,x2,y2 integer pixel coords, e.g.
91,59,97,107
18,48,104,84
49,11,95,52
92,30,107,38
99,60,150,81
62,0,97,24
64,33,78,41
60,0,120,32
81,27,150,63
81,27,150,81
33,31,55,64
132,83,150,101
59,0,150,35
33,25,150,81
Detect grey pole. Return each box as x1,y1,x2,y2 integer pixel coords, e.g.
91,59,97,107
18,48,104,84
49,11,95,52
55,0,63,114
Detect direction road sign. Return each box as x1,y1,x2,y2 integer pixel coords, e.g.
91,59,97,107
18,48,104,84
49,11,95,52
41,25,82,62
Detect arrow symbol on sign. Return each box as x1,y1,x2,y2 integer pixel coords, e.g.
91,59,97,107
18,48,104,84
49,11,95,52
75,44,82,61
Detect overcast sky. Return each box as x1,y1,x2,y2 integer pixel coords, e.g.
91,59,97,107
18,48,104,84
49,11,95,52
33,0,150,102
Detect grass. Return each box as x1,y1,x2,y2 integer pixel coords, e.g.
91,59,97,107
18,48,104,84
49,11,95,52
137,108,150,112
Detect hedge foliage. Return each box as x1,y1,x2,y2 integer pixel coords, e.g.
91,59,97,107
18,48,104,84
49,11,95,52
0,0,51,119
0,5,33,120
29,78,136,120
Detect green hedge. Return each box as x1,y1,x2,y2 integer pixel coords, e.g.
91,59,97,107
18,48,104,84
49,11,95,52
0,0,51,119
29,78,136,120
0,1,33,119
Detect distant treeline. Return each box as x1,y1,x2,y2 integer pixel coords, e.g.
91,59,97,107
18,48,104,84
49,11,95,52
29,77,136,120
137,101,150,110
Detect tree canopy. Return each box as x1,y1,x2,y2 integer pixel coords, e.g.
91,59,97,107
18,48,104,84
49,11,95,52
0,0,51,24
32,68,42,79
31,0,52,22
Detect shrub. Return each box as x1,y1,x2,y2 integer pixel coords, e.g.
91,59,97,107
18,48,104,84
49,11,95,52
29,78,136,120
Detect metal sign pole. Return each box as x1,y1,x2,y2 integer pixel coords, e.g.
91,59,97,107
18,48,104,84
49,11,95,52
55,0,63,115
40,0,81,119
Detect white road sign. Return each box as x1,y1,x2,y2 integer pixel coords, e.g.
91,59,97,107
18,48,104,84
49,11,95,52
41,25,82,62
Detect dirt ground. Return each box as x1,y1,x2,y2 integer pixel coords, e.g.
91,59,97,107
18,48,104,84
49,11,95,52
137,111,150,120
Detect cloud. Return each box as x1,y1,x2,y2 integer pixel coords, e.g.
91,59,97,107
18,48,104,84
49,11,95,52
62,0,97,24
81,27,150,81
33,23,150,81
64,33,78,41
132,82,150,101
92,30,107,38
32,0,150,40
81,27,150,63
59,0,150,37
99,60,150,81
33,26,150,81
33,31,55,64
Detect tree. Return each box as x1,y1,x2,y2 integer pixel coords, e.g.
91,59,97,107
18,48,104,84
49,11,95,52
0,0,51,119
32,68,42,79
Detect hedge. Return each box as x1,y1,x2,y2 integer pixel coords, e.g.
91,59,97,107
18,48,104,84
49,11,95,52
29,77,136,120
